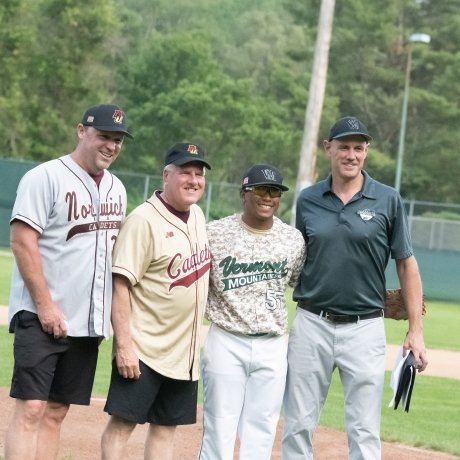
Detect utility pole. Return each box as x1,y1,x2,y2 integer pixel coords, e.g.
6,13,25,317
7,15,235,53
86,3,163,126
290,0,336,225
394,33,431,193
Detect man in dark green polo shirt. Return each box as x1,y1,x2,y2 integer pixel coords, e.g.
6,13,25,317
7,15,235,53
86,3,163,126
282,116,428,460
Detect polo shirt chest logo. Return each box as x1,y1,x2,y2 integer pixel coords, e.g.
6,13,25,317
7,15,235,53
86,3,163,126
357,209,375,221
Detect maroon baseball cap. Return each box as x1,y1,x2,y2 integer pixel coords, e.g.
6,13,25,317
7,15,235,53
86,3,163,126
81,104,133,139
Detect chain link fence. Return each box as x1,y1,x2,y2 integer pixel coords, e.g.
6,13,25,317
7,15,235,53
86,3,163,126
1,159,459,300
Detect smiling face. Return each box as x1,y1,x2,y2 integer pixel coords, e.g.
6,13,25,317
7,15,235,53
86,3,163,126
241,186,282,230
72,125,124,174
324,135,369,183
162,162,206,211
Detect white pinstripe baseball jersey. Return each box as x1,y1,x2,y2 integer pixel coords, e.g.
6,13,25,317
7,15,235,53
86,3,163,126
8,154,127,338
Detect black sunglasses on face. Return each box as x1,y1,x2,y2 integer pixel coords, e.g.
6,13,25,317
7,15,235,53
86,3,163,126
244,186,282,198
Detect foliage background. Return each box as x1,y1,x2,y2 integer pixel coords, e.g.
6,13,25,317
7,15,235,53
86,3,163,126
1,0,459,202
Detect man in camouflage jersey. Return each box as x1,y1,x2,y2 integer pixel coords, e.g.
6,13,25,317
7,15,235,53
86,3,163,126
197,164,306,460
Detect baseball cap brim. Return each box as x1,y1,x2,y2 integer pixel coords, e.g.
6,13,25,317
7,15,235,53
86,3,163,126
330,131,372,141
172,157,211,170
245,181,289,191
92,125,133,139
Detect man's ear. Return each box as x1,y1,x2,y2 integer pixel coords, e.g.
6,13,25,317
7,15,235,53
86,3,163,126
363,143,370,159
77,124,86,140
323,139,332,157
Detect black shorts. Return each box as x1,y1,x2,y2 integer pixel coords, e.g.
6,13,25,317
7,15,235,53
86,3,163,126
10,310,101,405
104,359,198,426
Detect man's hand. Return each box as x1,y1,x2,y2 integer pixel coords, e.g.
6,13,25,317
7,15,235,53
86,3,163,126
115,346,141,379
38,303,69,339
403,331,428,372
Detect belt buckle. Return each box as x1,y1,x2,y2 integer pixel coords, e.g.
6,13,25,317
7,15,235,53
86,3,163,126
322,311,352,324
323,311,336,322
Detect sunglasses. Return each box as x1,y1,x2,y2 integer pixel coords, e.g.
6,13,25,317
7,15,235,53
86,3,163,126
244,186,283,198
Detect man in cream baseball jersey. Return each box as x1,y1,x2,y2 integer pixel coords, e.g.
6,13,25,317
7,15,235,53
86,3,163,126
5,104,131,460
101,143,211,460
198,164,306,460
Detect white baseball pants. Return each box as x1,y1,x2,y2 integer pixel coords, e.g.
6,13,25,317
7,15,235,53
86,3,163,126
198,324,287,460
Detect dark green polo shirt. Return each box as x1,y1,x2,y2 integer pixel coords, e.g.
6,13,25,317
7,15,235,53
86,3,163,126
294,171,413,315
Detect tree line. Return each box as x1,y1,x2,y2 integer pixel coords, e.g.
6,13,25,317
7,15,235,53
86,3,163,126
1,0,459,205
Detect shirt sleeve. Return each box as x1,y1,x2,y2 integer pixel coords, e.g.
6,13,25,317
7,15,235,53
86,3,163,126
11,165,54,234
112,212,155,285
389,195,414,260
289,232,307,288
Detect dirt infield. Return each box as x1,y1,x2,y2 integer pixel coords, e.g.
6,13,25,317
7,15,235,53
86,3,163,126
1,304,459,459
0,387,459,460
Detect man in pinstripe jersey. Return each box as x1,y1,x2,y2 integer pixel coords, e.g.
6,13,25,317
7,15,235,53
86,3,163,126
5,104,131,460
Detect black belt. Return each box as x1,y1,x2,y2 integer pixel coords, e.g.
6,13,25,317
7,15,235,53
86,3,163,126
246,333,271,337
298,303,383,324
217,325,274,338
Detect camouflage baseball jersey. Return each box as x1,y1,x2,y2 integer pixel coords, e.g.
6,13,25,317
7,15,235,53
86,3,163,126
205,214,306,336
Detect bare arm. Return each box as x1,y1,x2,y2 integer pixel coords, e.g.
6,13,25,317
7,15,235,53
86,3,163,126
395,255,428,372
111,274,141,379
10,220,68,338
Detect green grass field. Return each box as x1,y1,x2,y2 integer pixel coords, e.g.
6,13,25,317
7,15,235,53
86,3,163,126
1,321,459,456
1,252,460,455
0,253,13,306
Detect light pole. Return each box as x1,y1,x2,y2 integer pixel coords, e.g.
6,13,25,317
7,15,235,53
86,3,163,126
394,33,431,192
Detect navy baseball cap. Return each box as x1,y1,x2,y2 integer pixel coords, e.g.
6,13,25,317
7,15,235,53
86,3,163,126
328,116,372,141
241,164,289,191
81,104,133,139
164,143,211,169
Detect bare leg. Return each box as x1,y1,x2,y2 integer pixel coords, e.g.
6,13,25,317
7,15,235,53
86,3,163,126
144,424,176,460
5,399,47,460
101,415,137,460
36,401,70,460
